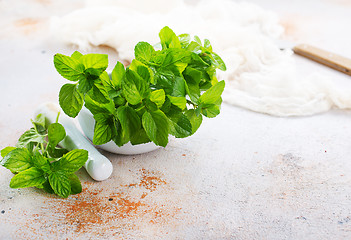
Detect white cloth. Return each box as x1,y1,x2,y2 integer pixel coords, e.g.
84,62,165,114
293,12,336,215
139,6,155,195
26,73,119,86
51,0,351,116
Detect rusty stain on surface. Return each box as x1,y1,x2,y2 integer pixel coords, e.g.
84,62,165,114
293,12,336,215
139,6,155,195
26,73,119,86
12,168,182,238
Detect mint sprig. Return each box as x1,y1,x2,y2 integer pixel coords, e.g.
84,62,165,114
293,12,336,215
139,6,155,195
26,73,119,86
0,114,88,198
54,26,226,147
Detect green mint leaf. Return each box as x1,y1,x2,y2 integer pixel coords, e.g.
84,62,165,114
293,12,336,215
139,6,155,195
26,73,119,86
80,53,108,74
172,76,186,97
185,109,203,134
167,110,192,138
122,69,148,105
194,36,202,46
77,77,95,94
71,51,83,60
159,26,181,49
48,147,68,159
31,114,46,134
142,110,169,147
54,53,85,81
129,59,153,84
154,68,175,94
68,173,82,195
84,94,115,115
135,41,155,64
48,123,66,147
10,167,46,188
16,128,45,148
204,39,212,51
168,96,187,110
178,34,190,48
53,149,88,173
88,83,110,104
31,151,51,172
1,147,16,158
93,119,114,145
149,89,165,108
130,128,151,145
187,41,202,54
113,119,129,147
111,61,125,88
117,106,141,139
48,170,71,198
42,180,55,194
1,148,32,173
199,80,225,105
162,48,191,68
200,103,221,118
210,52,227,71
59,83,83,118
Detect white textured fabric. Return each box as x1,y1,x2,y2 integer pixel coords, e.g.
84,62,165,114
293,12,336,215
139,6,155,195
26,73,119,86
51,0,351,116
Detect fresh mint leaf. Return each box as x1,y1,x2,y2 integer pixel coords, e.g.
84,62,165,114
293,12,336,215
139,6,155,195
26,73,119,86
142,110,169,147
54,54,85,81
129,59,153,84
203,39,212,51
77,77,95,94
178,34,190,48
31,151,51,172
88,83,110,104
42,180,55,194
93,119,114,145
71,51,83,60
111,61,125,88
10,167,46,188
210,52,227,71
130,128,151,145
84,94,115,115
135,41,155,63
16,128,46,148
168,96,187,110
185,109,203,134
59,83,83,118
48,170,71,198
52,149,88,173
162,48,191,68
200,103,221,118
117,106,141,139
122,69,148,105
167,110,192,138
48,123,66,147
159,26,181,49
194,35,202,46
199,80,225,105
172,76,186,97
1,147,16,158
149,89,165,108
1,148,32,173
69,173,82,194
80,53,108,74
31,114,46,134
113,119,129,147
48,147,68,159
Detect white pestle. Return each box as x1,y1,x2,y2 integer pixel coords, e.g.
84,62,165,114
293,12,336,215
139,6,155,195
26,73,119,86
34,102,113,181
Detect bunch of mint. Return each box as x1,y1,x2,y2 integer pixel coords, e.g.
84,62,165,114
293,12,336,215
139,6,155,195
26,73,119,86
0,114,88,198
54,26,226,147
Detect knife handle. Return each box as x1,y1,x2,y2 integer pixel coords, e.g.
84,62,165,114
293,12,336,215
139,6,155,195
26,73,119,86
293,44,351,76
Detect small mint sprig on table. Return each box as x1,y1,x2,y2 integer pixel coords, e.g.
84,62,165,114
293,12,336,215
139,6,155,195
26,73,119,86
0,114,88,198
54,26,226,148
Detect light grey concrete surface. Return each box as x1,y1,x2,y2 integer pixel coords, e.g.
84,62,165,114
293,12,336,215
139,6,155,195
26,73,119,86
1,0,351,239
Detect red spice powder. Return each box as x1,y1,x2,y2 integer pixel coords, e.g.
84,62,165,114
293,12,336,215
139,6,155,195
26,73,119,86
42,168,181,235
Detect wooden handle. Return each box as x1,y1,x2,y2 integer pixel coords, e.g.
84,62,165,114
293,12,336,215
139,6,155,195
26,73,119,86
293,44,351,76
